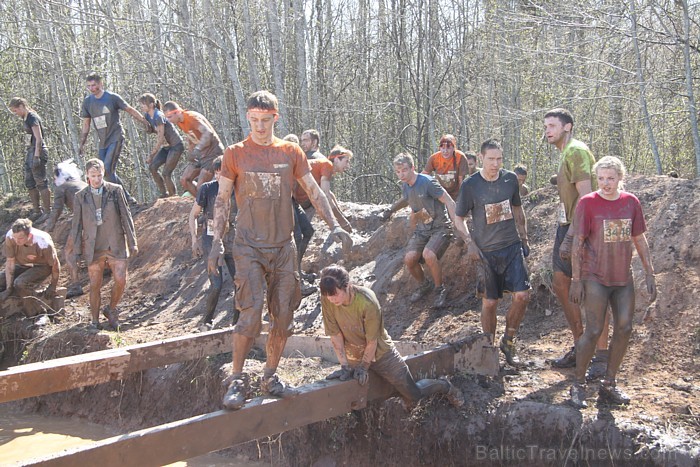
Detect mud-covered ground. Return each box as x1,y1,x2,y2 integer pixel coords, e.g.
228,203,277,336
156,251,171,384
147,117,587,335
0,174,698,465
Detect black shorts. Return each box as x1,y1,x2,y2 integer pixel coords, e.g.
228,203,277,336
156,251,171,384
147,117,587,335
477,242,530,300
552,224,572,277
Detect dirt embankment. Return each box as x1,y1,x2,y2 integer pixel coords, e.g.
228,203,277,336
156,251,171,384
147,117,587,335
0,175,698,465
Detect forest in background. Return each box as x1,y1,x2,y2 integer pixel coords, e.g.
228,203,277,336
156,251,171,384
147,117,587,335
0,0,698,203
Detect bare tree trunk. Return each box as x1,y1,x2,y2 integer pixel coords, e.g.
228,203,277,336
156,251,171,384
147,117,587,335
222,24,250,139
203,0,233,143
292,0,309,127
149,0,170,99
38,2,81,163
679,0,700,177
266,0,288,135
240,0,261,91
177,0,204,110
629,0,662,174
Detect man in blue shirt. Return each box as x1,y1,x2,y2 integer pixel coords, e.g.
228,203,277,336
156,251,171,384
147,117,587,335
78,72,147,205
385,153,459,308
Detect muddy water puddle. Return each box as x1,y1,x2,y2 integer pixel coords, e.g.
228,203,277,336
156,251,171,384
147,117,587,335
0,406,255,466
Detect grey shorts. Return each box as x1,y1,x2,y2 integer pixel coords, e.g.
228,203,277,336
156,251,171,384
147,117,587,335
407,227,453,261
552,224,573,277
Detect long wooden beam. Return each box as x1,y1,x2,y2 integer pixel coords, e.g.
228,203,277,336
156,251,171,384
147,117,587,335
25,345,456,467
0,328,488,404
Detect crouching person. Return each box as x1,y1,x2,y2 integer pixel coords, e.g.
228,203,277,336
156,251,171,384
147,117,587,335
320,264,463,408
0,218,60,316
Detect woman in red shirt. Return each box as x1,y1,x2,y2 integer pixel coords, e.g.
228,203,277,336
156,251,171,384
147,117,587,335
568,156,657,409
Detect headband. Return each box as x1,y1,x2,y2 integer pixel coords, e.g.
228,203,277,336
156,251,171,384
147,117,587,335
328,152,347,159
164,109,182,118
247,108,278,115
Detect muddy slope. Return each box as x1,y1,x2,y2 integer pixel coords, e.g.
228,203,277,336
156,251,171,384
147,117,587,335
0,175,698,465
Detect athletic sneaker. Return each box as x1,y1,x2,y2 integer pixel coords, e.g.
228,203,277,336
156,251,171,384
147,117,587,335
301,282,318,297
66,284,84,299
598,381,630,405
102,306,119,330
552,346,576,368
222,374,250,410
499,335,520,367
586,361,607,382
261,373,299,398
569,383,588,409
445,380,465,408
410,280,433,303
434,285,448,308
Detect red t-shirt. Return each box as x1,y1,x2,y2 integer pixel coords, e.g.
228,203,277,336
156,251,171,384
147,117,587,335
176,111,223,152
221,136,310,247
423,150,468,199
573,191,646,286
294,157,333,205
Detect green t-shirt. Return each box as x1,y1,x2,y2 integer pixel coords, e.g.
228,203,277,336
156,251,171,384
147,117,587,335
556,139,597,225
321,285,393,363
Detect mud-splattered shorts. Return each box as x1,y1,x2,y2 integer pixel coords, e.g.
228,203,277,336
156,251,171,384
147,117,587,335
406,226,453,261
232,241,301,338
552,224,573,277
477,241,530,300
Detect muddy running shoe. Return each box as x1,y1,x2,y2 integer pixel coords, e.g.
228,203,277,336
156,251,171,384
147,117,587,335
301,282,318,297
598,381,631,405
301,271,317,283
551,346,576,368
223,374,250,410
66,284,84,299
261,373,299,398
444,380,465,408
569,383,588,409
102,306,119,330
434,285,448,308
586,361,607,382
499,335,520,367
410,280,433,303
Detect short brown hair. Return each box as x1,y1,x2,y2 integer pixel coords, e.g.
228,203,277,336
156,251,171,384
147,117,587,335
392,152,414,168
85,158,105,173
86,72,102,83
544,108,574,128
212,156,224,172
11,218,32,234
246,91,278,112
320,265,351,296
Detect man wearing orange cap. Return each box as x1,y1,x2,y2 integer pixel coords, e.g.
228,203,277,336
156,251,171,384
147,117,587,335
163,101,225,197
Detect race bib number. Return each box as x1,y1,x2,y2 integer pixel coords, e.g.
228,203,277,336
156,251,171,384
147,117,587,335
242,172,281,199
419,209,434,225
207,218,214,236
24,134,32,146
93,115,107,130
557,202,567,224
484,199,513,225
603,219,631,243
96,208,103,226
437,172,455,185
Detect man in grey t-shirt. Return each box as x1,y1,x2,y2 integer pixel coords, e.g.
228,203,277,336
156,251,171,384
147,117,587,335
384,153,459,308
455,139,530,367
78,72,147,205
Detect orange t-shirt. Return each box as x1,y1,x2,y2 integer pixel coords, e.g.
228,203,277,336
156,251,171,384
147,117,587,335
294,157,333,205
176,111,223,155
423,150,468,198
221,136,310,247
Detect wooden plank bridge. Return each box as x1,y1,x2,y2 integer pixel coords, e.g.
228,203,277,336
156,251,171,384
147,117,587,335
0,329,498,466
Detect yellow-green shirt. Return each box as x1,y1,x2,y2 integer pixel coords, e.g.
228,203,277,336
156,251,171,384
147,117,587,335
557,139,597,225
321,285,393,363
